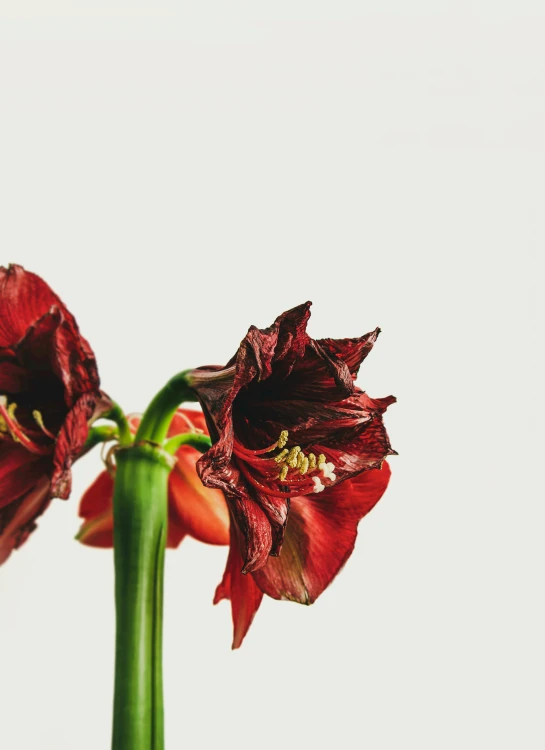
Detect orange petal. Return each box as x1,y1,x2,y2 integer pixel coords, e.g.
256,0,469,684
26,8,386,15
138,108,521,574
76,509,114,548
167,408,208,437
79,470,115,518
169,454,229,545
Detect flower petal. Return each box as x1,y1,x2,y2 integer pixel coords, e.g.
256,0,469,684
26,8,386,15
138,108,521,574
315,328,381,378
0,441,50,510
252,462,391,604
167,408,208,437
214,528,264,649
77,509,114,548
51,392,112,499
79,470,114,518
0,265,60,348
168,464,229,546
0,476,51,564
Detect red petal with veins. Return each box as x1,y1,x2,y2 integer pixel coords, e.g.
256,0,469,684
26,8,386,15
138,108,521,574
214,527,264,649
252,462,391,603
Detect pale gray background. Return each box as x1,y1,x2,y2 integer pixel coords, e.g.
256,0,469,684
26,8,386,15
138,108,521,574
0,2,542,749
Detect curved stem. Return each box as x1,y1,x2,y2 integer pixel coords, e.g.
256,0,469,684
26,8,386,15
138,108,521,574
163,432,212,455
104,402,133,446
111,442,172,750
135,371,197,445
84,424,119,452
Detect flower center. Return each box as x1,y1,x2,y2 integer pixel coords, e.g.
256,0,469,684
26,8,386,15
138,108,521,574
0,395,56,456
233,430,336,498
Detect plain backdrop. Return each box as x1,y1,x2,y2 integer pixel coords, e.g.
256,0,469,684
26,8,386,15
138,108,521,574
0,2,543,749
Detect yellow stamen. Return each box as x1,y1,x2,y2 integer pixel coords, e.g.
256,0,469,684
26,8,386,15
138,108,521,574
277,430,289,449
274,448,289,464
33,410,56,439
299,456,309,475
286,446,302,468
278,464,289,481
308,453,317,470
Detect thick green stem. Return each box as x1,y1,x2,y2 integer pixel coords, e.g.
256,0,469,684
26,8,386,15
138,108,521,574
112,442,173,750
135,371,196,444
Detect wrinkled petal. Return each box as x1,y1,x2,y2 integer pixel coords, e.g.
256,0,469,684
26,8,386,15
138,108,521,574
52,392,112,499
0,265,61,348
0,477,51,564
214,528,264,649
230,492,273,573
252,462,391,603
315,328,381,378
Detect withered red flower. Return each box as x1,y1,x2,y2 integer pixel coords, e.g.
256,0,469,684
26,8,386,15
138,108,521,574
186,302,395,646
77,409,230,548
0,264,111,564
187,302,395,569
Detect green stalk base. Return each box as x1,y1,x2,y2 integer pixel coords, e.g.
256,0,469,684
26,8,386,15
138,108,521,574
111,442,172,750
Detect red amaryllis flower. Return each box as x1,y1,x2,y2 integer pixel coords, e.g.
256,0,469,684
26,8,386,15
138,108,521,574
186,302,396,645
0,264,111,564
77,409,230,548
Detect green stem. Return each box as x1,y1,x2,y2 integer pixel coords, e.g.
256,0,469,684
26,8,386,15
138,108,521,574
163,432,212,455
84,424,119,452
104,402,133,446
112,442,173,750
135,371,196,444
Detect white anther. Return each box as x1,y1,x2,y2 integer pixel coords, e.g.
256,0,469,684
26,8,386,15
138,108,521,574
319,460,336,481
312,476,325,493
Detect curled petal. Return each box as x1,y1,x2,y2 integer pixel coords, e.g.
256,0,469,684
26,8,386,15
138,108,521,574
315,328,381,378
